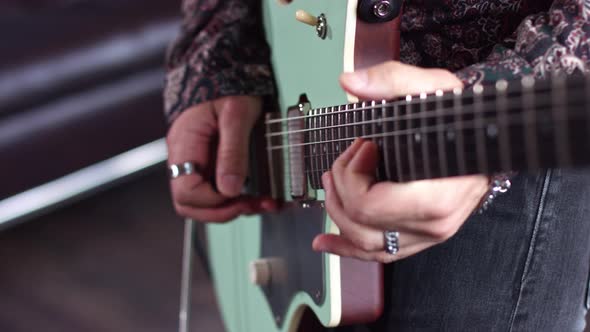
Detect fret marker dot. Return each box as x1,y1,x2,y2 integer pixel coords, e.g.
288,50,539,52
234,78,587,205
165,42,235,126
473,84,484,94
522,75,535,88
486,124,498,138
414,133,422,143
446,130,456,141
496,80,508,92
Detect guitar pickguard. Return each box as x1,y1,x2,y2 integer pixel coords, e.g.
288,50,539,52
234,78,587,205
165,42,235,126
259,201,326,328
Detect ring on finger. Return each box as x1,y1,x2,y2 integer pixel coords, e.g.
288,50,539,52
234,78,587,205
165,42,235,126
169,161,202,179
384,230,400,255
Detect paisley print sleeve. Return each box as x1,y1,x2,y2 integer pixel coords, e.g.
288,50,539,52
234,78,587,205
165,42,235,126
455,0,590,87
163,0,274,123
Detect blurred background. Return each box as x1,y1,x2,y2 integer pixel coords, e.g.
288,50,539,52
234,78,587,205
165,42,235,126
0,1,224,331
2,1,590,332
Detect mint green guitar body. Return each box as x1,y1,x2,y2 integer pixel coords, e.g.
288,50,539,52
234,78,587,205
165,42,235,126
207,1,357,331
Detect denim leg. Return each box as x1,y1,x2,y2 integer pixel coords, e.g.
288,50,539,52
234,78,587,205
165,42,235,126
508,169,590,331
359,170,590,331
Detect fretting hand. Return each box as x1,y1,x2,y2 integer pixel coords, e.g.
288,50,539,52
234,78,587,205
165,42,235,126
312,61,489,263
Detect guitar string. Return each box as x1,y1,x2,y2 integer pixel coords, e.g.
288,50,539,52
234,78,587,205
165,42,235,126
265,86,573,137
263,78,581,125
265,100,586,151
264,83,584,138
265,82,584,137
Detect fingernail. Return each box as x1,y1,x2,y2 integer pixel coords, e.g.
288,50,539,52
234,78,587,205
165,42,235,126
220,174,242,196
312,238,325,252
342,70,369,90
321,173,330,188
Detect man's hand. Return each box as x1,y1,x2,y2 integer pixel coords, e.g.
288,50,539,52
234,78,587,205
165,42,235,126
312,61,489,263
167,96,275,222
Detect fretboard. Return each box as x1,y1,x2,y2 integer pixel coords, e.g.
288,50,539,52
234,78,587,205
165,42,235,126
302,74,590,189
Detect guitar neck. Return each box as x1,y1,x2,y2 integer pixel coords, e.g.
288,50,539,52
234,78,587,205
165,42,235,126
303,74,590,189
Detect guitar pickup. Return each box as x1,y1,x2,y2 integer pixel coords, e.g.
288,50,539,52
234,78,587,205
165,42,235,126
287,94,314,200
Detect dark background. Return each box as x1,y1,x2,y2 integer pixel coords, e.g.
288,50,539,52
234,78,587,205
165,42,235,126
0,1,226,331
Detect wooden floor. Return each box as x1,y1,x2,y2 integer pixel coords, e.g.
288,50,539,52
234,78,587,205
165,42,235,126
0,171,224,332
0,171,588,331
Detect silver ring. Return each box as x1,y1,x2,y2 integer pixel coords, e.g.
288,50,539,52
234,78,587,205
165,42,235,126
169,162,199,179
384,230,399,255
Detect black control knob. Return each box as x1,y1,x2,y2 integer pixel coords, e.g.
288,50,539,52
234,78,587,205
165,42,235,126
357,0,402,23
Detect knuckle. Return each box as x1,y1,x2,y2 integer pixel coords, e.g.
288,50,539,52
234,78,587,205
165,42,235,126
173,186,197,206
353,237,376,252
425,200,455,220
346,203,370,225
427,221,457,242
173,203,190,218
332,158,345,172
429,202,454,219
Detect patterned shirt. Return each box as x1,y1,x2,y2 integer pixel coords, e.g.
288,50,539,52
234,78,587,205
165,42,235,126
164,0,590,123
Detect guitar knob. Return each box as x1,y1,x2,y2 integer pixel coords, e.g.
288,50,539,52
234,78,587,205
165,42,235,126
295,10,327,39
249,259,271,286
249,258,287,286
295,10,318,26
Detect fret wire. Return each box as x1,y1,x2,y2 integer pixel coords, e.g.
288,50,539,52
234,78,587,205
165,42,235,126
371,101,383,180
496,81,512,171
338,105,345,157
522,76,539,172
406,97,416,181
306,108,315,187
265,84,582,138
474,85,489,174
329,106,336,168
361,102,368,138
552,74,571,167
354,103,361,138
420,94,432,179
345,104,352,149
382,101,393,181
454,89,466,177
313,108,321,187
284,100,583,149
436,91,448,177
394,104,404,182
321,108,328,180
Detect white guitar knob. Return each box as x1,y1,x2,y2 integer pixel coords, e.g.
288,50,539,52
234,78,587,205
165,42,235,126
295,10,319,26
249,259,271,286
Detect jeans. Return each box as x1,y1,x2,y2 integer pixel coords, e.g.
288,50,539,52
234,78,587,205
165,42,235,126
341,169,590,331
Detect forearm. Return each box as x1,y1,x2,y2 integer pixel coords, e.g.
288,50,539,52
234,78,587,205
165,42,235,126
164,0,274,123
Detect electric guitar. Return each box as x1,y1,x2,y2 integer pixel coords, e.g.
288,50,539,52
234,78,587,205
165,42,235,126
206,1,590,331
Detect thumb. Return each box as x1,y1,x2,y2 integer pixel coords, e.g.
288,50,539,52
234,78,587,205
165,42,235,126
339,61,463,100
215,96,262,197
